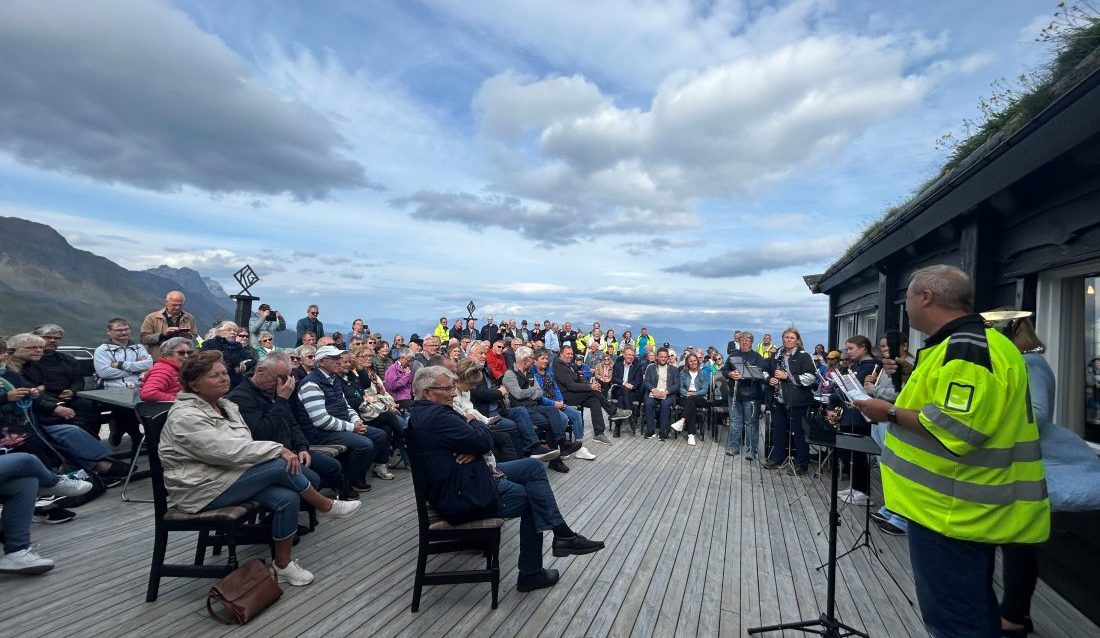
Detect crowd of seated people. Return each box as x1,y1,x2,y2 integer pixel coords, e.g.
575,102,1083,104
4,295,852,594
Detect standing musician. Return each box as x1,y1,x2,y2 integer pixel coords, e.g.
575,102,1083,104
761,328,817,475
722,331,767,460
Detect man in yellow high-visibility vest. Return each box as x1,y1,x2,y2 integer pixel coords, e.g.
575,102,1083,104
856,265,1048,638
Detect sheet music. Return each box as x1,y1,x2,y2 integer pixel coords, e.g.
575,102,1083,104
829,370,870,402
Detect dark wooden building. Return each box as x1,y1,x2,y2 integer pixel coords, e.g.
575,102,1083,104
806,53,1100,624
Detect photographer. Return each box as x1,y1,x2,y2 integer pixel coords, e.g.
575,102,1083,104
249,303,286,349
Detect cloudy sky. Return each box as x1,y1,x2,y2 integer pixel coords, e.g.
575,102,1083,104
0,0,1057,346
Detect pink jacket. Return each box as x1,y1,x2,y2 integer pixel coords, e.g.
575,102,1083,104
140,358,181,402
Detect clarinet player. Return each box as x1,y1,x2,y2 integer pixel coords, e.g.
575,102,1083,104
761,328,817,475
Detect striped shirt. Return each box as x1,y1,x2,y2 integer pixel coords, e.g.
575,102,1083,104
297,370,360,432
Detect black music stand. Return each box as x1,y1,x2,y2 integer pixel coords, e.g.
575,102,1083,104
748,432,881,638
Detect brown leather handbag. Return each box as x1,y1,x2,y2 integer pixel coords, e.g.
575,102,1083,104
206,558,283,624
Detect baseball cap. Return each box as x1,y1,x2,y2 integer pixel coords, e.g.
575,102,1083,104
313,345,343,360
827,350,841,359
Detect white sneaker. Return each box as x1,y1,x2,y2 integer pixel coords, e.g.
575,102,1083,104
0,548,55,575
372,464,395,480
275,559,314,586
573,446,597,461
842,490,869,506
670,418,685,432
687,434,696,446
836,488,853,499
39,476,93,498
318,499,362,520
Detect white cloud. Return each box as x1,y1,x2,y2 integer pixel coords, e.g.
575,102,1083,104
0,0,368,199
467,33,937,239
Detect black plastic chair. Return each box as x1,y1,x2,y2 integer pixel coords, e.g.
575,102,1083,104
144,410,272,602
407,445,502,612
708,378,730,441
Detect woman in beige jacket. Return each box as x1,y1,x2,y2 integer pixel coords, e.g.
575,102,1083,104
159,351,361,586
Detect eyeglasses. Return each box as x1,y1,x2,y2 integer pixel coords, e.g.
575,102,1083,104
303,355,315,359
237,334,249,338
428,384,457,393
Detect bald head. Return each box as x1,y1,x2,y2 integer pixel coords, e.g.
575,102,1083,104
165,291,185,314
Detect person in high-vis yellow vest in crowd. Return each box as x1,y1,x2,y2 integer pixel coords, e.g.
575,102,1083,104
432,317,450,344
856,264,1049,638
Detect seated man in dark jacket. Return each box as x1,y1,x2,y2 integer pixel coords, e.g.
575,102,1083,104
610,345,646,435
226,352,343,492
551,346,631,443
408,365,605,592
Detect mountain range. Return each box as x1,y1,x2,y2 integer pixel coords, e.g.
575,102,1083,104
0,216,234,346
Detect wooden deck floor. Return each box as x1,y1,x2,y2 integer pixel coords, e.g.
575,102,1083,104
3,430,1096,637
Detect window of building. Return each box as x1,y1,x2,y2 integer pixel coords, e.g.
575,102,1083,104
1037,264,1100,445
860,311,877,343
836,314,855,347
1086,276,1099,441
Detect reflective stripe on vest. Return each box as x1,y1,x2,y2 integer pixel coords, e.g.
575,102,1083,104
882,447,1048,504
888,422,1041,469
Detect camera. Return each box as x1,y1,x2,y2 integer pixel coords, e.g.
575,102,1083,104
266,311,278,321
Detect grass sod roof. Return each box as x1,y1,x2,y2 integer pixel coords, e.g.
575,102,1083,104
818,11,1100,283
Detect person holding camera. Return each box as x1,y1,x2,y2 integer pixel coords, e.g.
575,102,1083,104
248,303,286,349
139,291,198,359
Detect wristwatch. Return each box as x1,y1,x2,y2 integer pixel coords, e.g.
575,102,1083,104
886,407,898,424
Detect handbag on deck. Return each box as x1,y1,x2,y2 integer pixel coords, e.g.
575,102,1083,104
206,558,283,624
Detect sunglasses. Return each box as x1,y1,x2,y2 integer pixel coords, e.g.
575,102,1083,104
261,338,273,342
175,350,194,356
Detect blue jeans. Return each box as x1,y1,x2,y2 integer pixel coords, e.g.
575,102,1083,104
870,422,908,532
908,520,999,638
0,453,59,553
305,451,343,490
767,403,810,468
206,458,311,541
43,424,111,470
644,395,676,437
524,405,566,444
728,398,760,455
504,408,541,450
560,406,583,440
304,427,383,483
495,458,567,575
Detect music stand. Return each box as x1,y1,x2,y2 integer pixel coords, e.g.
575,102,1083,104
748,432,881,638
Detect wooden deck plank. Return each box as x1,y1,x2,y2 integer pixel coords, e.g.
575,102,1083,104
2,429,1096,638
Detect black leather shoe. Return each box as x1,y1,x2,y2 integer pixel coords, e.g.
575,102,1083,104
552,534,605,557
516,568,560,592
559,440,582,457
352,481,373,492
548,458,570,473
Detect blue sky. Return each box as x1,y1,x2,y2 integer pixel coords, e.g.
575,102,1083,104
0,0,1058,348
